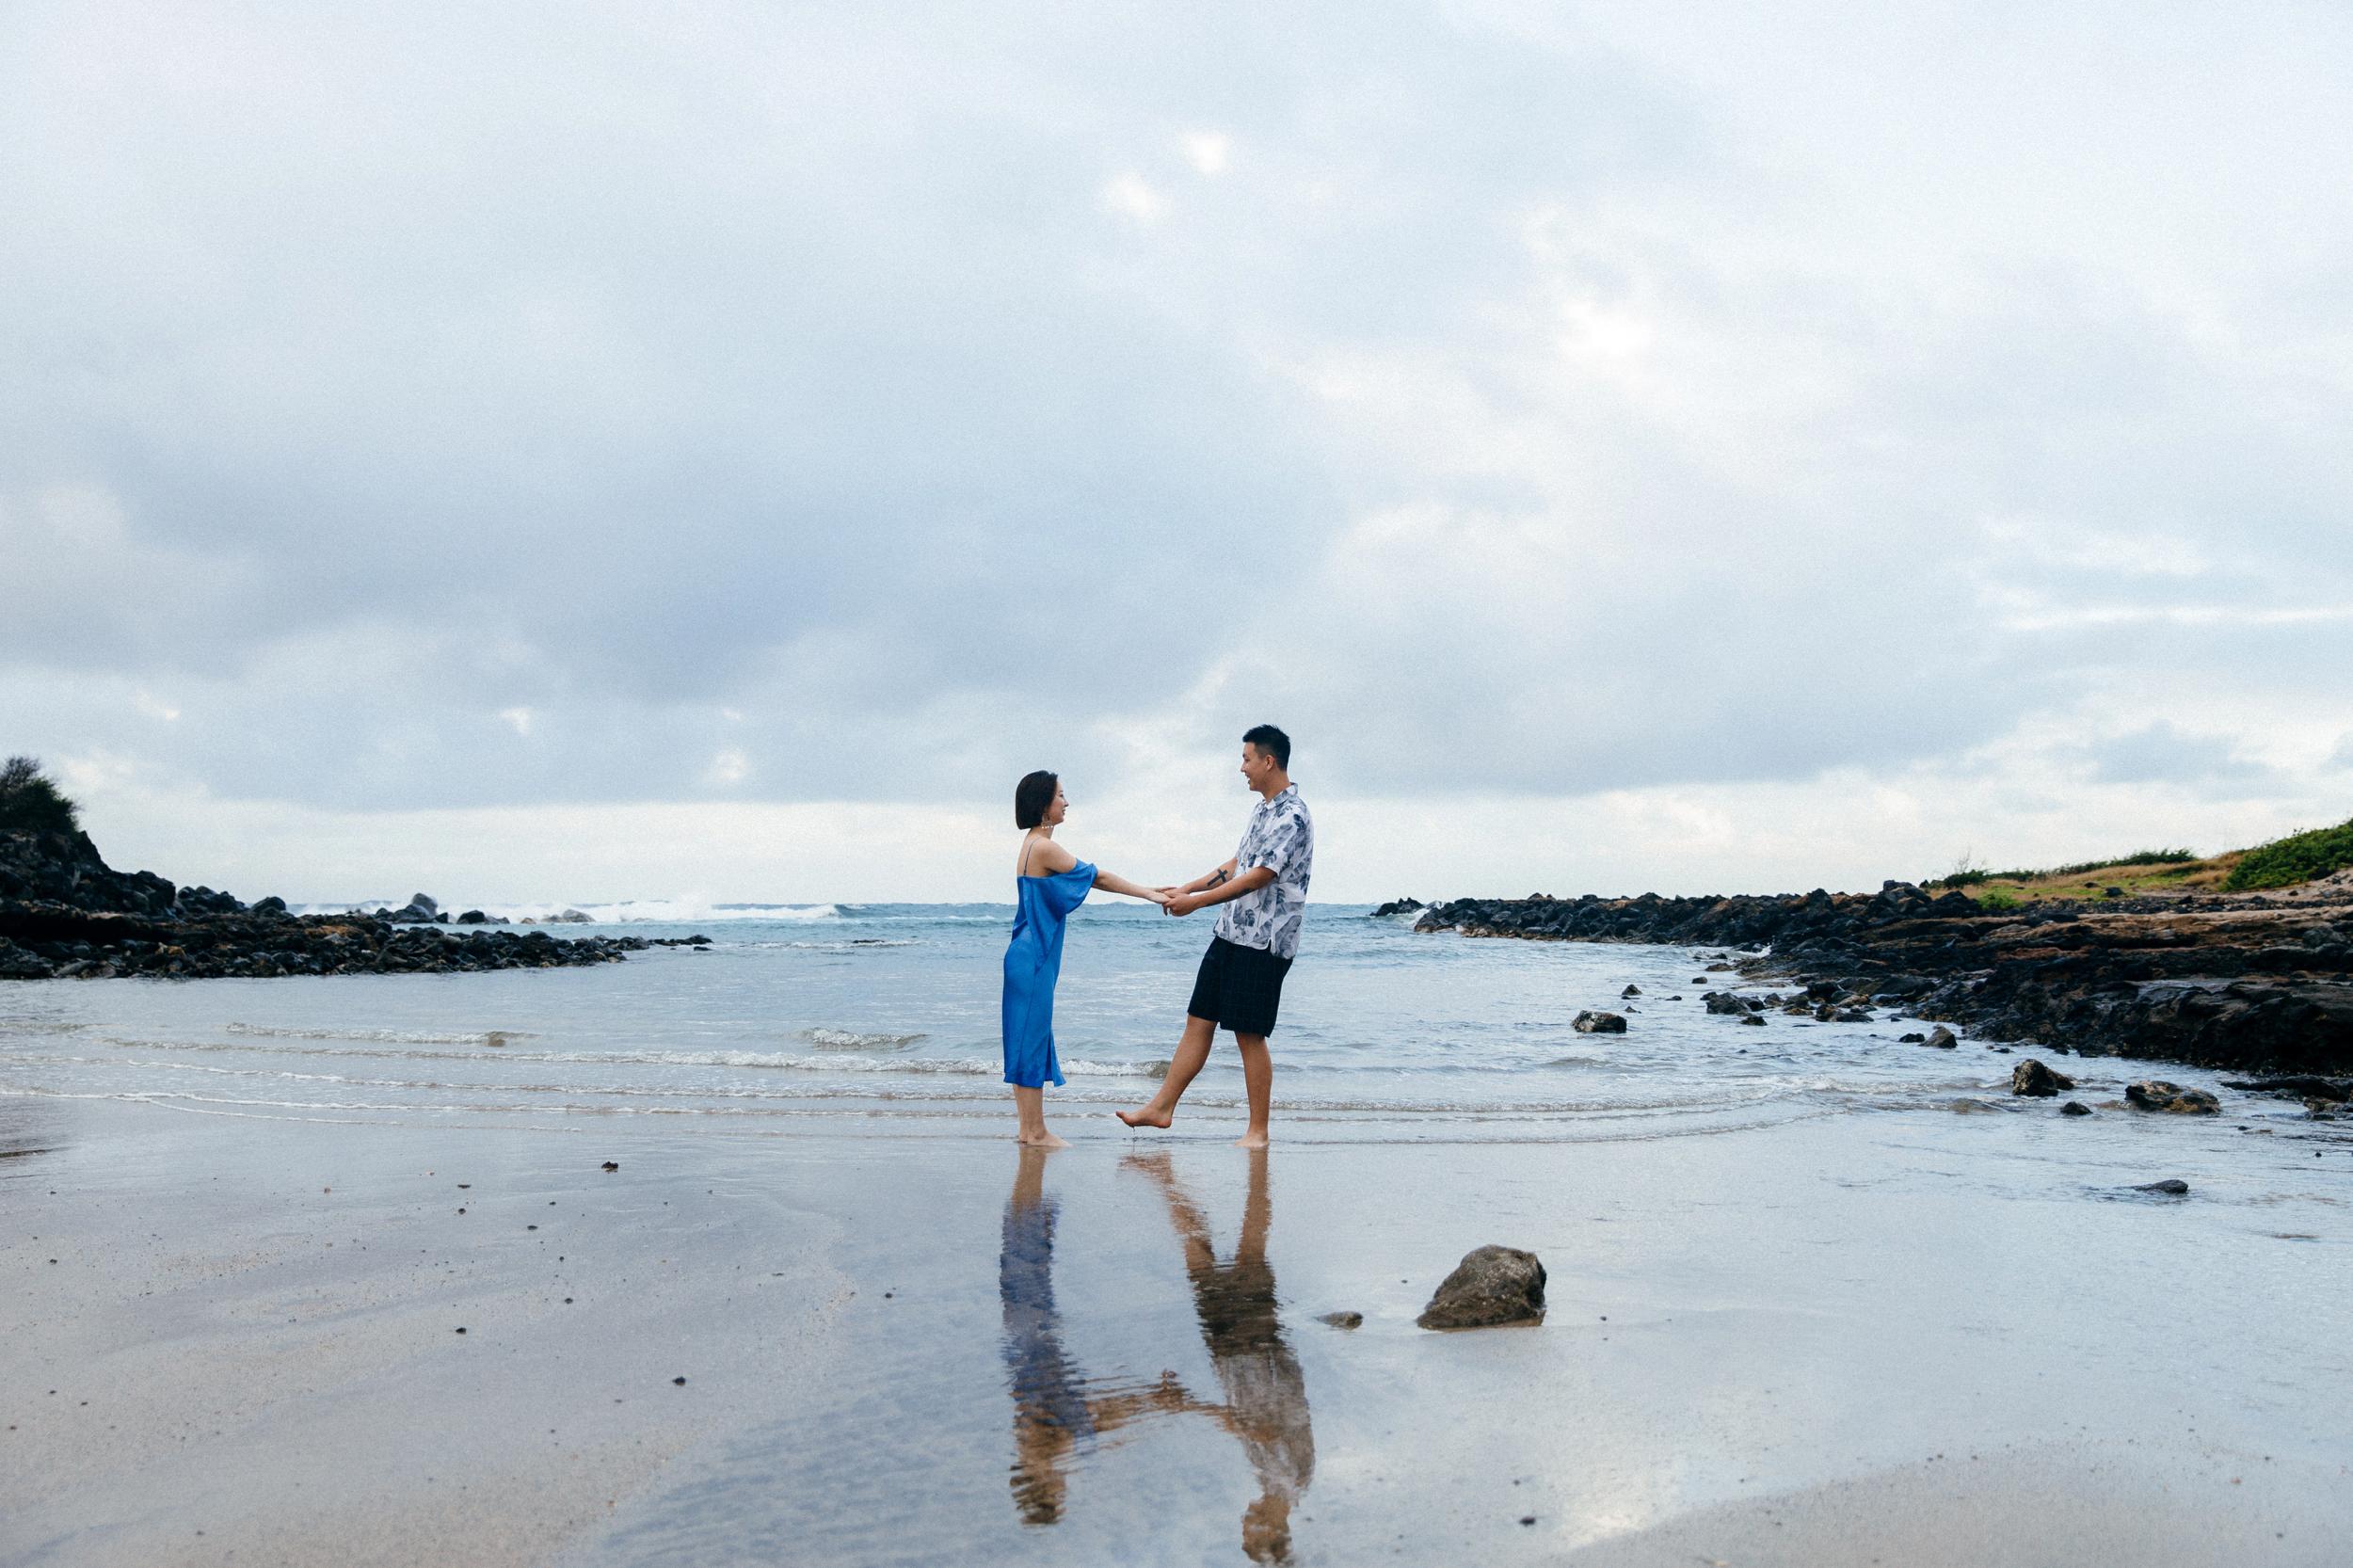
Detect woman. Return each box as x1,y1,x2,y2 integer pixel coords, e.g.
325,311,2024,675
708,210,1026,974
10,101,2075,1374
1003,770,1167,1146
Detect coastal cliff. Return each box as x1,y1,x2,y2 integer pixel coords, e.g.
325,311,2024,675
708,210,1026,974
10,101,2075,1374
1412,879,2353,1082
0,760,683,980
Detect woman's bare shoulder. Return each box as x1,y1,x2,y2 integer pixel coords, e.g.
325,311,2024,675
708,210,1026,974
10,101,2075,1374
1016,832,1077,875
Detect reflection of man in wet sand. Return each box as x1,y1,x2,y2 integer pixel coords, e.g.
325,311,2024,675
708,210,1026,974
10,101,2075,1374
999,1146,1187,1525
1127,1149,1316,1564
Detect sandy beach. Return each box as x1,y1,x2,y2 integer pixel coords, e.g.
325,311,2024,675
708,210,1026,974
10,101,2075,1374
8,1083,2348,1566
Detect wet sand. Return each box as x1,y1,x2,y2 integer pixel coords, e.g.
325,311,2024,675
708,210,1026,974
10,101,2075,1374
5,1094,2349,1565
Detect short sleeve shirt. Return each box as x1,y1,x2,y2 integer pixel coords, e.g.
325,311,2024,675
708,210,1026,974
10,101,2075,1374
1214,785,1314,960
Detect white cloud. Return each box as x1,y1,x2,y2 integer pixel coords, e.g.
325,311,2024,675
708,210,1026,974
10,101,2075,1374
1179,130,1230,176
498,706,534,737
704,747,750,786
1101,169,1166,224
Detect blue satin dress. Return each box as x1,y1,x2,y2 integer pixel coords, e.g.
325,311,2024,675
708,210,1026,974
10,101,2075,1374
1002,859,1096,1089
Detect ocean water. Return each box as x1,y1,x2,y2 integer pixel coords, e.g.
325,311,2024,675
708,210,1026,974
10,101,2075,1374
0,900,2323,1145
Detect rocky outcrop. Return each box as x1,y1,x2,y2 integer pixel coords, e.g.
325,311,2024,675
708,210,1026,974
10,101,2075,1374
2125,1080,2221,1114
1414,880,2353,1084
1417,1246,1546,1331
0,826,700,982
2009,1059,2075,1096
0,824,180,916
1370,897,1425,918
376,894,444,924
0,902,675,979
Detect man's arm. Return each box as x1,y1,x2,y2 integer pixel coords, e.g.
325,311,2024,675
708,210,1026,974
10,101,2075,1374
1163,857,1238,898
1166,865,1273,918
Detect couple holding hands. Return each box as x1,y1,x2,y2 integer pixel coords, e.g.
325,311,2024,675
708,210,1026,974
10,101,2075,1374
1002,724,1313,1150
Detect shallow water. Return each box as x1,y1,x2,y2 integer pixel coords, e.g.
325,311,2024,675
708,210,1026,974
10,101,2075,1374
3,902,2323,1144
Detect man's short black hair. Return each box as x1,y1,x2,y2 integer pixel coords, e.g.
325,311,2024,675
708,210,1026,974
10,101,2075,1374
1241,724,1290,771
1014,770,1058,829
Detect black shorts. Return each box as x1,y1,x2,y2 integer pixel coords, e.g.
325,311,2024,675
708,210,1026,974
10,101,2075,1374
1186,935,1293,1036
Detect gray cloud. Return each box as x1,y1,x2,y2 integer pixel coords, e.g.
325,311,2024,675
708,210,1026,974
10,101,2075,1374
5,0,2350,833
2080,723,2279,796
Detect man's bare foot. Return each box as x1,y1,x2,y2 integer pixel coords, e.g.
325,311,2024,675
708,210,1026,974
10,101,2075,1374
1115,1107,1172,1129
1233,1129,1270,1149
1017,1130,1070,1149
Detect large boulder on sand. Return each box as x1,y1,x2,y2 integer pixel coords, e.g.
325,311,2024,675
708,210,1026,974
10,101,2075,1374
2126,1080,2220,1114
2009,1059,2075,1096
1417,1245,1546,1331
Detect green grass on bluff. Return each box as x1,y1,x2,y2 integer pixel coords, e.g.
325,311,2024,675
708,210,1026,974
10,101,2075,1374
2223,818,2353,891
1930,815,2353,905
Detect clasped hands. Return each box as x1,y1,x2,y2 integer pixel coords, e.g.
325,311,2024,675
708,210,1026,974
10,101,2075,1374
1148,886,1209,918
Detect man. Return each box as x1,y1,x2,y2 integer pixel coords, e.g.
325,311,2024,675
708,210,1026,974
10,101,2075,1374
1118,724,1313,1148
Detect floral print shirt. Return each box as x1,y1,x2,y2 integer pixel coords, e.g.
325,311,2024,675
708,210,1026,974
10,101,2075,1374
1215,785,1314,959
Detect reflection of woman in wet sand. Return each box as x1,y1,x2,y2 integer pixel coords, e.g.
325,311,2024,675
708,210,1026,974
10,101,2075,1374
1126,1149,1317,1564
999,1146,1186,1524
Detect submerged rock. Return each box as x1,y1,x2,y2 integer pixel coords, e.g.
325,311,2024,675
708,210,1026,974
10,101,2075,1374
1705,994,1748,1016
2125,1080,2221,1115
2010,1059,2076,1097
2060,1100,2093,1116
1417,1246,1546,1331
2133,1177,2191,1195
1572,1010,1627,1033
1318,1310,1364,1329
1370,898,1424,918
1926,1026,1960,1049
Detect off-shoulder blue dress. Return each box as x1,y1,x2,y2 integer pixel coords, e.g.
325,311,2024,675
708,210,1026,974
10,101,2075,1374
1002,859,1096,1089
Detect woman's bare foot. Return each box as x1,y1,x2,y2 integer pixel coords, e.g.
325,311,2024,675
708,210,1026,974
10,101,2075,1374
1017,1129,1070,1149
1115,1106,1172,1129
1233,1129,1270,1149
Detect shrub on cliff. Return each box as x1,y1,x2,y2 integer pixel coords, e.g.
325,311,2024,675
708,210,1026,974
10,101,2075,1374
0,756,81,837
2224,818,2353,891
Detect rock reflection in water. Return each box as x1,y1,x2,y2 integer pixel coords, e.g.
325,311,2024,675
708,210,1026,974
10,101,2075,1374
997,1147,1317,1561
0,1093,61,1168
999,1146,1186,1524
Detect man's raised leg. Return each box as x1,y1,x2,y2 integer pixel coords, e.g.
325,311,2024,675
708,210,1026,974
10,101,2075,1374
1233,1032,1273,1148
1118,1014,1216,1129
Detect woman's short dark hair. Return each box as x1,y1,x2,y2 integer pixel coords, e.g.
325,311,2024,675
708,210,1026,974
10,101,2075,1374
1241,724,1290,770
1015,771,1059,829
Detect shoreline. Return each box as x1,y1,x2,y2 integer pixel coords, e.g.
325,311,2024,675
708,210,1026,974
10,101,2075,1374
1411,881,2353,1094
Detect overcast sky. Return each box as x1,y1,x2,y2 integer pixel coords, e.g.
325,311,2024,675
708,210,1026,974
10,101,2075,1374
5,1,2350,905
